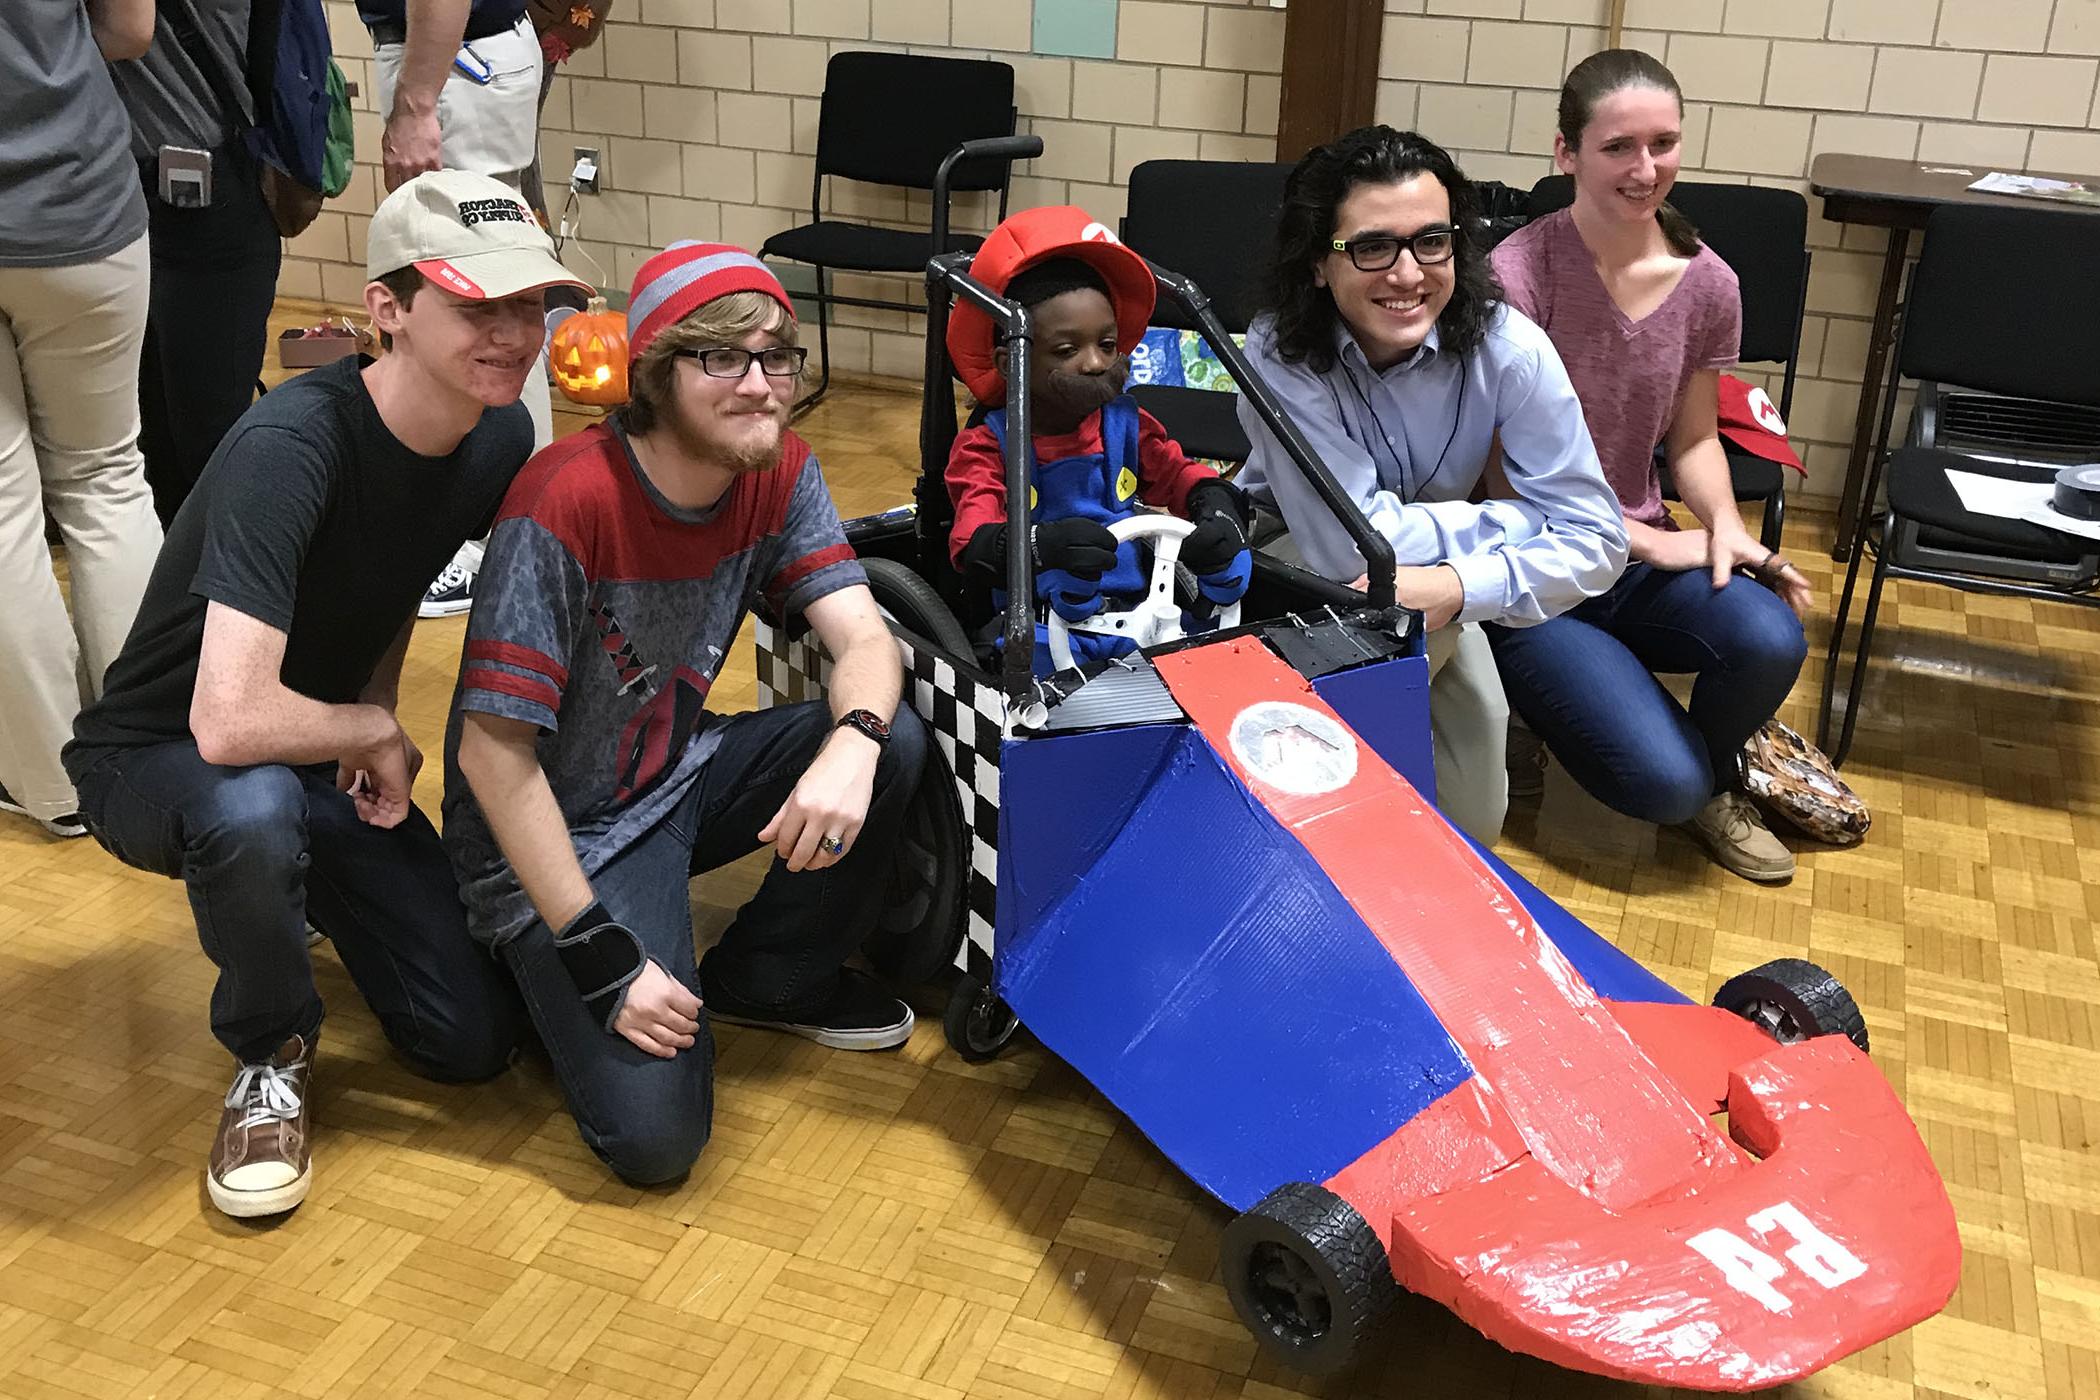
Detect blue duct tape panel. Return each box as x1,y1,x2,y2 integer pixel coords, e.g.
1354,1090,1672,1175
1457,833,1689,1008
996,723,1476,1212
1311,652,1434,799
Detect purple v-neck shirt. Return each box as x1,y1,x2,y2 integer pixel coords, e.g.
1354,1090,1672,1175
1493,208,1740,529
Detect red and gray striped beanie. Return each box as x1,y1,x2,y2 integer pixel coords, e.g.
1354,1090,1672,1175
626,242,796,362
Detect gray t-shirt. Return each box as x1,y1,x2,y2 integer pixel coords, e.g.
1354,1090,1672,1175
0,1,149,266
107,0,254,167
442,418,866,948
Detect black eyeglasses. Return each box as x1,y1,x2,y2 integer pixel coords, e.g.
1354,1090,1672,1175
1329,226,1459,271
679,345,808,379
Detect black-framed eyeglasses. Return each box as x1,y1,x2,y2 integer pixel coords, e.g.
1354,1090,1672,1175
1329,226,1459,271
680,345,808,379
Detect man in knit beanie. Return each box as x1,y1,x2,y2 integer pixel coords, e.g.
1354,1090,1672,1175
442,242,927,1186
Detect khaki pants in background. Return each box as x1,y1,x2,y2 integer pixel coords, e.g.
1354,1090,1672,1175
373,15,554,453
0,235,163,820
1257,527,1510,846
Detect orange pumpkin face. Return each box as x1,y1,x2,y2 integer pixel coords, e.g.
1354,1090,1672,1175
551,296,629,406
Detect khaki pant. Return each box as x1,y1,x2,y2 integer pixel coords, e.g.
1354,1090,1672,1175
373,15,553,453
1259,529,1509,845
0,236,163,819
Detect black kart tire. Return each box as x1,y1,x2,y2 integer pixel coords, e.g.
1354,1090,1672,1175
943,972,1019,1062
1222,1182,1398,1376
1713,957,1870,1052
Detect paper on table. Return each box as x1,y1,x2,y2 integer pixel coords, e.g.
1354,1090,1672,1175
1944,468,2052,519
1967,171,2100,207
2022,501,2100,543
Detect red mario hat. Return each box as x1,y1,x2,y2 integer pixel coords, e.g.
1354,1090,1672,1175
1718,374,1805,475
947,206,1156,406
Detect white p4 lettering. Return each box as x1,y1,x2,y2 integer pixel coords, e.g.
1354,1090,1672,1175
1687,1202,1867,1314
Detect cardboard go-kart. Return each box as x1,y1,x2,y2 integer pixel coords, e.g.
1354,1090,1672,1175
753,136,1960,1386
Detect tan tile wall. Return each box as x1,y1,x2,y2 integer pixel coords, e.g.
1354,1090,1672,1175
287,0,2100,500
1375,0,2100,502
287,0,1284,383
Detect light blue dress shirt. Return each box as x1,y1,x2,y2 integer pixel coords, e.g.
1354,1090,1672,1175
1236,304,1628,627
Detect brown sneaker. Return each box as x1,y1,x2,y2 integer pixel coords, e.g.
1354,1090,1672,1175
208,1034,315,1218
1683,791,1796,883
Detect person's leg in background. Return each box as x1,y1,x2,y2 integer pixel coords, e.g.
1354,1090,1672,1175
373,16,552,618
0,238,162,835
1425,622,1511,847
137,158,283,526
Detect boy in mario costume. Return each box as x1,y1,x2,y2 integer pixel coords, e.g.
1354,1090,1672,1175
944,207,1252,670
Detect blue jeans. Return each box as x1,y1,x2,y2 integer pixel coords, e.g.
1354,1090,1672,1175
498,700,928,1186
71,743,525,1076
1485,564,1806,826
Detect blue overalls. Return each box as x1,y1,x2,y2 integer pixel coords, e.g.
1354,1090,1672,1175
986,396,1150,672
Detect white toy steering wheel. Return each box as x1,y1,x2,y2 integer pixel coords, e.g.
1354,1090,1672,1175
1044,514,1243,673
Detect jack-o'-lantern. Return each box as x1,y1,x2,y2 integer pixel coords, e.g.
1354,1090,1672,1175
551,296,629,406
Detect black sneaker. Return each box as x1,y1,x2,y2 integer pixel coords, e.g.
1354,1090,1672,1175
704,967,915,1051
417,541,482,619
0,782,87,839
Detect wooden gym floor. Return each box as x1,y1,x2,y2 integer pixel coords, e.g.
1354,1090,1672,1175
1,299,2095,1399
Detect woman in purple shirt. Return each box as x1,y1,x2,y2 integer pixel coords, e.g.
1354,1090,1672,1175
1487,50,1811,882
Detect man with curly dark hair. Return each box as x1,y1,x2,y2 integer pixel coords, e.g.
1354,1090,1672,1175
1238,125,1626,844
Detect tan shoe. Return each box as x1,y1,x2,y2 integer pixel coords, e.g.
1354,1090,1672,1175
1683,791,1796,883
208,1034,315,1218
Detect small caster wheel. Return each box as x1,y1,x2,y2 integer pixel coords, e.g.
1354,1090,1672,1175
943,972,1019,1062
1714,957,1869,1052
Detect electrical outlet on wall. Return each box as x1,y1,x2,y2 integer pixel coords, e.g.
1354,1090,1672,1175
570,147,601,194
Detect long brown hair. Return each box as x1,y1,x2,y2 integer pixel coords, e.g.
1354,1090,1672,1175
1557,49,1701,258
1262,125,1504,372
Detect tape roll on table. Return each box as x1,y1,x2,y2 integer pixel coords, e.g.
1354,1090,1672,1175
2052,463,2100,521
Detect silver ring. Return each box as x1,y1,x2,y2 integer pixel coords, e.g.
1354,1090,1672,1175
820,834,844,855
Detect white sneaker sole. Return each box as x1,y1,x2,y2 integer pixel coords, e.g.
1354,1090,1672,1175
417,598,473,619
709,1006,915,1051
208,1163,312,1218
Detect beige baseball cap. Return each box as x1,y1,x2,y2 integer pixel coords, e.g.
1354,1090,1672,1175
366,170,588,300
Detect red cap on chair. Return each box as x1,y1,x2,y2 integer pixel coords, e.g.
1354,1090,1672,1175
1717,374,1805,475
947,206,1156,406
627,242,796,362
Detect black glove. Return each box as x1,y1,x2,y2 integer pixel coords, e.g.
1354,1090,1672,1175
960,522,1012,587
1032,517,1120,579
1181,478,1251,577
553,899,646,1033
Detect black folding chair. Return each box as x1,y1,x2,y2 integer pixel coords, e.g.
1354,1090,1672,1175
1526,175,1810,550
1817,203,2100,767
1118,159,1295,467
761,51,1018,415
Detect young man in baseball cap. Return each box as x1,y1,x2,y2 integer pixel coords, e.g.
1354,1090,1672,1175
64,171,586,1220
444,242,926,1186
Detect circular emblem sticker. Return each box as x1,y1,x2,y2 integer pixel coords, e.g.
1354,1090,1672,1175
1228,702,1358,796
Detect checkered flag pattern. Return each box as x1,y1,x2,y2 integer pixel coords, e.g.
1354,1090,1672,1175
753,619,1006,976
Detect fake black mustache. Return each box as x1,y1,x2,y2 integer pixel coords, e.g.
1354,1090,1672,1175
1041,358,1129,414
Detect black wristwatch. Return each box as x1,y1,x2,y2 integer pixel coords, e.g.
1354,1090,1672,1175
835,708,891,747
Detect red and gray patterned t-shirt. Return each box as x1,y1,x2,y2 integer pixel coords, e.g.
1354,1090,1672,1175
1492,207,1741,530
441,417,865,946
